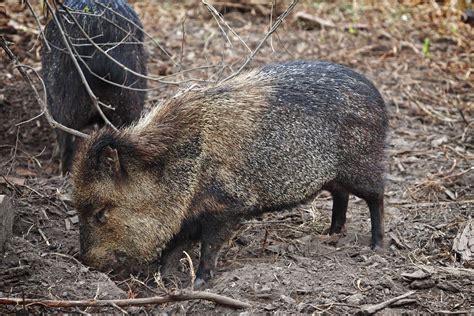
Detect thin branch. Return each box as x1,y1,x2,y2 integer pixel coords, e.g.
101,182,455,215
202,0,252,54
179,17,186,72
182,251,196,289
58,5,215,87
0,37,88,138
24,0,51,51
59,4,177,85
202,1,233,49
92,0,177,66
32,3,216,91
221,0,300,83
46,0,117,131
0,290,251,309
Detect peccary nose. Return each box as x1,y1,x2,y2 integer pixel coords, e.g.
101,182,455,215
80,250,119,271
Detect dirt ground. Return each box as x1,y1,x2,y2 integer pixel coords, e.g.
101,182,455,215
0,0,473,314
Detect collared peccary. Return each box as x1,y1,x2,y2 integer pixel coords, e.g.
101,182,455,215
41,0,147,174
72,61,388,285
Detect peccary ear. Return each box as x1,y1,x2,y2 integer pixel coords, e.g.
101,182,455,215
99,146,124,180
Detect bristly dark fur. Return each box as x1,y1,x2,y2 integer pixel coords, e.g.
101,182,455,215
42,0,147,174
72,60,388,285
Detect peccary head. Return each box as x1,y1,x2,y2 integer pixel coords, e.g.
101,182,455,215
72,110,200,272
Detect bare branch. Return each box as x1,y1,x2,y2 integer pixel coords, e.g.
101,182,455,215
0,37,88,138
221,0,300,83
59,4,178,85
202,1,233,49
46,0,117,131
202,0,252,54
24,0,51,51
0,290,251,309
93,0,177,66
56,4,216,87
179,17,186,72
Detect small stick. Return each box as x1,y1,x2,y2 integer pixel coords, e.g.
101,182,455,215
182,251,196,289
24,0,51,51
390,199,474,208
0,290,251,309
37,228,51,246
202,0,252,53
357,291,416,315
179,17,186,71
202,1,233,49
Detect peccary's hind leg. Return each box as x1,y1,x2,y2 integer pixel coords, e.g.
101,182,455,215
160,219,201,282
329,189,349,234
365,194,384,250
322,182,349,235
195,215,239,288
351,186,384,250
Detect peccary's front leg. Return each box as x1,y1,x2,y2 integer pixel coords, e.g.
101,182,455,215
160,219,201,281
195,215,239,287
160,239,194,280
57,131,75,175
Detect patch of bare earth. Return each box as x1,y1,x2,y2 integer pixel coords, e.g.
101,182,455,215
0,0,472,314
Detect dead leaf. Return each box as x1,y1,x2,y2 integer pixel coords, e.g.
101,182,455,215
431,135,448,147
401,270,431,280
453,219,474,263
69,215,79,224
444,188,457,200
64,218,71,231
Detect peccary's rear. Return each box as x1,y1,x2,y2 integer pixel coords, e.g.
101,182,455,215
42,0,147,173
73,61,388,285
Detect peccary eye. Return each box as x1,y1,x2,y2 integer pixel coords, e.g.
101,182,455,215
95,208,107,224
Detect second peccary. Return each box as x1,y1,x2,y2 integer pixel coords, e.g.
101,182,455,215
72,61,388,285
41,0,147,174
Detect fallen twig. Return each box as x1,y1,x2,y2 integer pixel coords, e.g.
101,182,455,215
294,11,336,28
415,265,474,277
357,291,416,315
0,290,251,310
389,199,474,208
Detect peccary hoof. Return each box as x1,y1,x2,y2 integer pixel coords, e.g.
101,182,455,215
194,269,214,289
370,243,384,253
194,277,206,289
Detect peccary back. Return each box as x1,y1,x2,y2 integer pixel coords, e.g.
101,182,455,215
41,0,147,173
72,61,388,285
